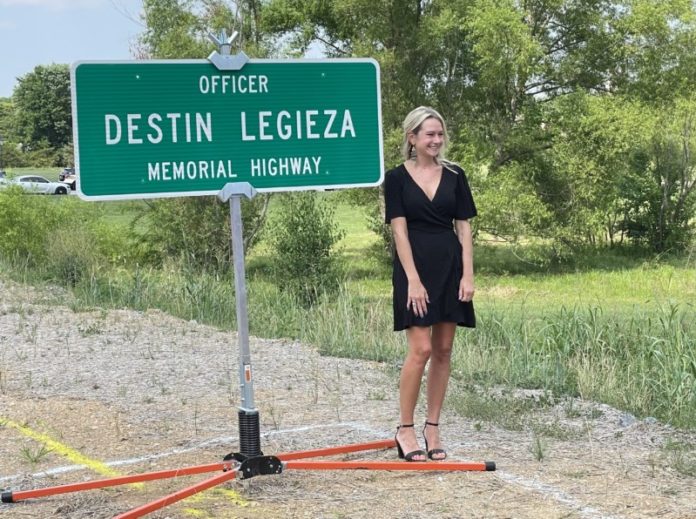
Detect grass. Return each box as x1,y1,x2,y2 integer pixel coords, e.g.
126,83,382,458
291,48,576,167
20,444,53,465
2,166,149,227
1,191,695,429
530,435,546,461
663,439,696,477
55,263,694,428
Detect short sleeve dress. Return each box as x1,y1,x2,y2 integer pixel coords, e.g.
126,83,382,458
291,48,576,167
384,163,477,331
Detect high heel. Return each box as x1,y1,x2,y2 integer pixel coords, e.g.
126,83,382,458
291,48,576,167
395,424,426,461
423,421,447,461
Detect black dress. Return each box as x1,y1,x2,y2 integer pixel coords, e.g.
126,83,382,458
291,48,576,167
384,163,477,331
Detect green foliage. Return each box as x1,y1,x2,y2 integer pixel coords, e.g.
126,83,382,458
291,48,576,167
43,227,98,287
0,189,128,284
0,98,16,164
265,191,345,306
42,210,133,286
303,288,404,362
138,0,209,58
0,188,694,427
138,0,272,59
448,303,696,428
640,96,696,251
0,187,56,265
12,64,72,150
132,195,269,269
544,93,696,252
616,0,696,101
0,97,12,136
47,250,696,429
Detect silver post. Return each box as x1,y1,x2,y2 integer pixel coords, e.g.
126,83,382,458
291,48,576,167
218,182,260,457
211,27,259,456
228,195,254,410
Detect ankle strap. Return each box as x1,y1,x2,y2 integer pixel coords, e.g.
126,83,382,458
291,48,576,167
399,424,415,428
425,421,439,427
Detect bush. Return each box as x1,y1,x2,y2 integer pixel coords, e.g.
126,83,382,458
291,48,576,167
44,226,98,286
0,187,55,264
0,189,109,283
133,195,269,270
265,192,345,306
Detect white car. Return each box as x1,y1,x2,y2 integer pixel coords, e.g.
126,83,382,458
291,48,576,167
13,175,71,195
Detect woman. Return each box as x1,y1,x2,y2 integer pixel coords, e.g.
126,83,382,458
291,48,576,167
384,106,477,461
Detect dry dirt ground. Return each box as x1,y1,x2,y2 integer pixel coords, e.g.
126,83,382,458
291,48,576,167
0,279,695,519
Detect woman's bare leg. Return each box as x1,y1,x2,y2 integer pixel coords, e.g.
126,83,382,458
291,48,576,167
396,326,431,460
424,322,456,458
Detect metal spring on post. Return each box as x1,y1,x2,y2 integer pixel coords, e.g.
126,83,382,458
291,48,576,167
238,410,262,457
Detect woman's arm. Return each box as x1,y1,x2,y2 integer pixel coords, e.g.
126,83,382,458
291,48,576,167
391,216,429,317
455,219,474,302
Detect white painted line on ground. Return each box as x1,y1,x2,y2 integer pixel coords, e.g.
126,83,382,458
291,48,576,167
0,422,383,485
0,435,227,484
496,471,624,519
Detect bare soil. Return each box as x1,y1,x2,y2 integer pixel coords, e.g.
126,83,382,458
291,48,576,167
0,278,694,519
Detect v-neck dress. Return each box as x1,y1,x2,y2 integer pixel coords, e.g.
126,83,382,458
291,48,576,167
384,163,477,331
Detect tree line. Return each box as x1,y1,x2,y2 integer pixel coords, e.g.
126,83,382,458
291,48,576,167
2,0,695,255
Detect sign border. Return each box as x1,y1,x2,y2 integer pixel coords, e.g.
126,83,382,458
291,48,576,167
71,58,384,201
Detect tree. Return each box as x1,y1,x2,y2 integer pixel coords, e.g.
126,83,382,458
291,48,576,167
259,1,623,230
542,93,696,252
133,1,696,257
640,97,696,251
0,97,14,139
136,0,273,59
13,64,72,150
613,0,696,102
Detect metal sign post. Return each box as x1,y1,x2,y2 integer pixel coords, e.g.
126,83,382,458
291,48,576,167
217,181,260,457
210,29,262,459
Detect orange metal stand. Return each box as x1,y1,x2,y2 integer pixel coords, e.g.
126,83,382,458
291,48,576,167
2,437,495,517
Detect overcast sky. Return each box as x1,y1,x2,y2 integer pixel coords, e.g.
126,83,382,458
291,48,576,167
0,0,144,98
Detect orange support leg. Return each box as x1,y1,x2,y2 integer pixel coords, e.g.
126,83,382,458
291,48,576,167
114,469,238,519
275,438,396,460
1,462,233,503
2,438,495,517
286,460,495,471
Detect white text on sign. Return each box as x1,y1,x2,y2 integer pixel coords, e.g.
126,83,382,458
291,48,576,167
103,110,356,145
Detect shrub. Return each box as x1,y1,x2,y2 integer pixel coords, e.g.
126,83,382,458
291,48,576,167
265,192,345,306
132,195,269,270
0,187,55,265
44,226,98,286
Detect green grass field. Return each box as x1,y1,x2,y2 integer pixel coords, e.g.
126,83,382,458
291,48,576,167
1,186,694,428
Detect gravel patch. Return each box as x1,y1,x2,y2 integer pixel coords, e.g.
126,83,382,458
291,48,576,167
0,278,694,518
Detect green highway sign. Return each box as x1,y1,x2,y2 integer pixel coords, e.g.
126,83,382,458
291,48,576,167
71,59,383,200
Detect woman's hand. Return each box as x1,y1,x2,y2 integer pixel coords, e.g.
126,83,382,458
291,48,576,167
407,280,430,317
458,276,474,302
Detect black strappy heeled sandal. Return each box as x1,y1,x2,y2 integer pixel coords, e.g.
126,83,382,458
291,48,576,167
395,424,426,461
423,421,447,460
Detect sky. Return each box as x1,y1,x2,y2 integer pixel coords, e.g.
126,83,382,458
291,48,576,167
0,0,144,98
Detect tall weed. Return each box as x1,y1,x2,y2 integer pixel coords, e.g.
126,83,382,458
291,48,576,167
452,303,696,427
68,262,695,427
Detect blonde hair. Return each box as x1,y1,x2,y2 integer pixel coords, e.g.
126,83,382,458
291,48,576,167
401,106,450,163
